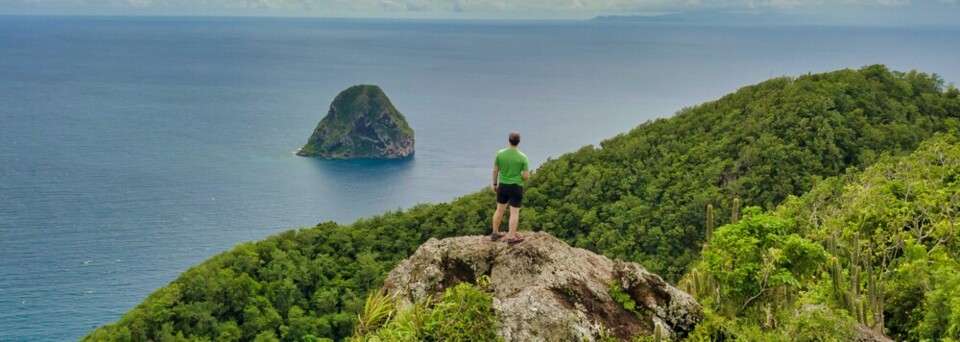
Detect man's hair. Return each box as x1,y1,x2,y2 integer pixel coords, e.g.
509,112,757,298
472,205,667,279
508,132,521,146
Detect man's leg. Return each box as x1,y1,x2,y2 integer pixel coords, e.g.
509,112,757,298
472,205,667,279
507,205,520,238
492,203,507,234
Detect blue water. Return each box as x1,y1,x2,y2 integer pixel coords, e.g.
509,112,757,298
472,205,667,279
1,16,958,341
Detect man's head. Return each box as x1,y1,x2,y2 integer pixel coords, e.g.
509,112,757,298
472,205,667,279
508,131,521,146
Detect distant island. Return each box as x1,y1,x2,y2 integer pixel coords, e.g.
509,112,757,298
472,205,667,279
591,11,817,25
297,85,415,159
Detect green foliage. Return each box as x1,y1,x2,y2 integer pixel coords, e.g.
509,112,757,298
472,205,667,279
690,134,960,341
423,283,500,341
352,291,395,338
85,66,960,341
783,305,855,342
780,134,960,340
608,280,639,314
913,254,960,340
686,308,736,342
700,208,826,316
354,283,500,342
687,300,855,342
630,324,669,342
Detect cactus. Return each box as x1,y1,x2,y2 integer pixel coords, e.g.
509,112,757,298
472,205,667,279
691,268,701,299
826,231,846,302
706,204,715,244
876,282,885,329
681,267,719,306
826,229,885,329
851,297,862,324
654,322,663,342
863,245,886,330
860,297,869,324
851,232,860,298
829,256,843,301
679,269,698,298
866,245,876,327
827,229,838,256
764,303,773,328
715,283,723,314
731,198,741,224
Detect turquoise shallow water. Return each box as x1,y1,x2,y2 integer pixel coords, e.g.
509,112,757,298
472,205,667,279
0,16,958,340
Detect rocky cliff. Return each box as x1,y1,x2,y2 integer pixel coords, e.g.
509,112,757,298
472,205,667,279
382,232,702,341
297,85,414,159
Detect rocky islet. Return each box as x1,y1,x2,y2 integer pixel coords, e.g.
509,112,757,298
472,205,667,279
298,85,415,159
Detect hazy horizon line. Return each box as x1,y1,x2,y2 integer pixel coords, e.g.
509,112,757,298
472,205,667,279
3,12,960,28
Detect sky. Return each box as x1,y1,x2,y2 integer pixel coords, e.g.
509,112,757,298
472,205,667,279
0,0,958,24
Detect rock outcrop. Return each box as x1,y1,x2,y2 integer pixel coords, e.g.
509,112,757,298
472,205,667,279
297,85,414,159
382,232,702,341
853,323,895,342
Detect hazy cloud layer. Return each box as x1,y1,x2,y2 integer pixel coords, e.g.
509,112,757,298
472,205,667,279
2,0,958,19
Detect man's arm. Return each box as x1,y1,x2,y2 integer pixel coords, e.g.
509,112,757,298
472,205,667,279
492,165,499,193
522,157,531,181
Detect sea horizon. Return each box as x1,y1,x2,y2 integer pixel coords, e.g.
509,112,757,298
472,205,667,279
3,13,960,28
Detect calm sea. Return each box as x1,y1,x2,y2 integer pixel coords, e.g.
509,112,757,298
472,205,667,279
0,16,957,341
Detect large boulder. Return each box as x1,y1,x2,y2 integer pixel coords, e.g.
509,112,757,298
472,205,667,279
382,232,703,341
297,85,414,159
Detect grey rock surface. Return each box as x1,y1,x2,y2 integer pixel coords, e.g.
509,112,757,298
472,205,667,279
853,323,895,342
382,231,703,341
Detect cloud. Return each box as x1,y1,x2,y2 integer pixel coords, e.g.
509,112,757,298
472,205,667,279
1,0,956,17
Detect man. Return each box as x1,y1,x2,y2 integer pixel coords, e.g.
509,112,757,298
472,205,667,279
491,131,530,244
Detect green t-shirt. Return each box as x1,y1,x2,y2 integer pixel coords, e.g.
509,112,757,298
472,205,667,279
495,148,530,186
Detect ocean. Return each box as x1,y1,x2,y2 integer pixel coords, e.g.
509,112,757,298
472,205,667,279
0,16,957,340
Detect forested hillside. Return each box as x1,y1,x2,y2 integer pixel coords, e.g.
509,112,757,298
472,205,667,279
526,65,960,278
683,134,960,340
84,65,960,341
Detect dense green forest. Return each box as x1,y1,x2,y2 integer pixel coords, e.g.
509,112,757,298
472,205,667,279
683,134,960,340
84,65,960,341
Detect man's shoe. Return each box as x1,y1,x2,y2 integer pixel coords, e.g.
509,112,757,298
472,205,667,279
490,232,504,241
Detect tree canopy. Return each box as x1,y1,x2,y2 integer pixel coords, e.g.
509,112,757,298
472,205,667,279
684,134,960,341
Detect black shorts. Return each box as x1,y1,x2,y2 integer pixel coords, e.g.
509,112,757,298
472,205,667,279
496,184,524,208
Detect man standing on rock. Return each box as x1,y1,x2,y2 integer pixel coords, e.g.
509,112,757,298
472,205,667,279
492,131,530,244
